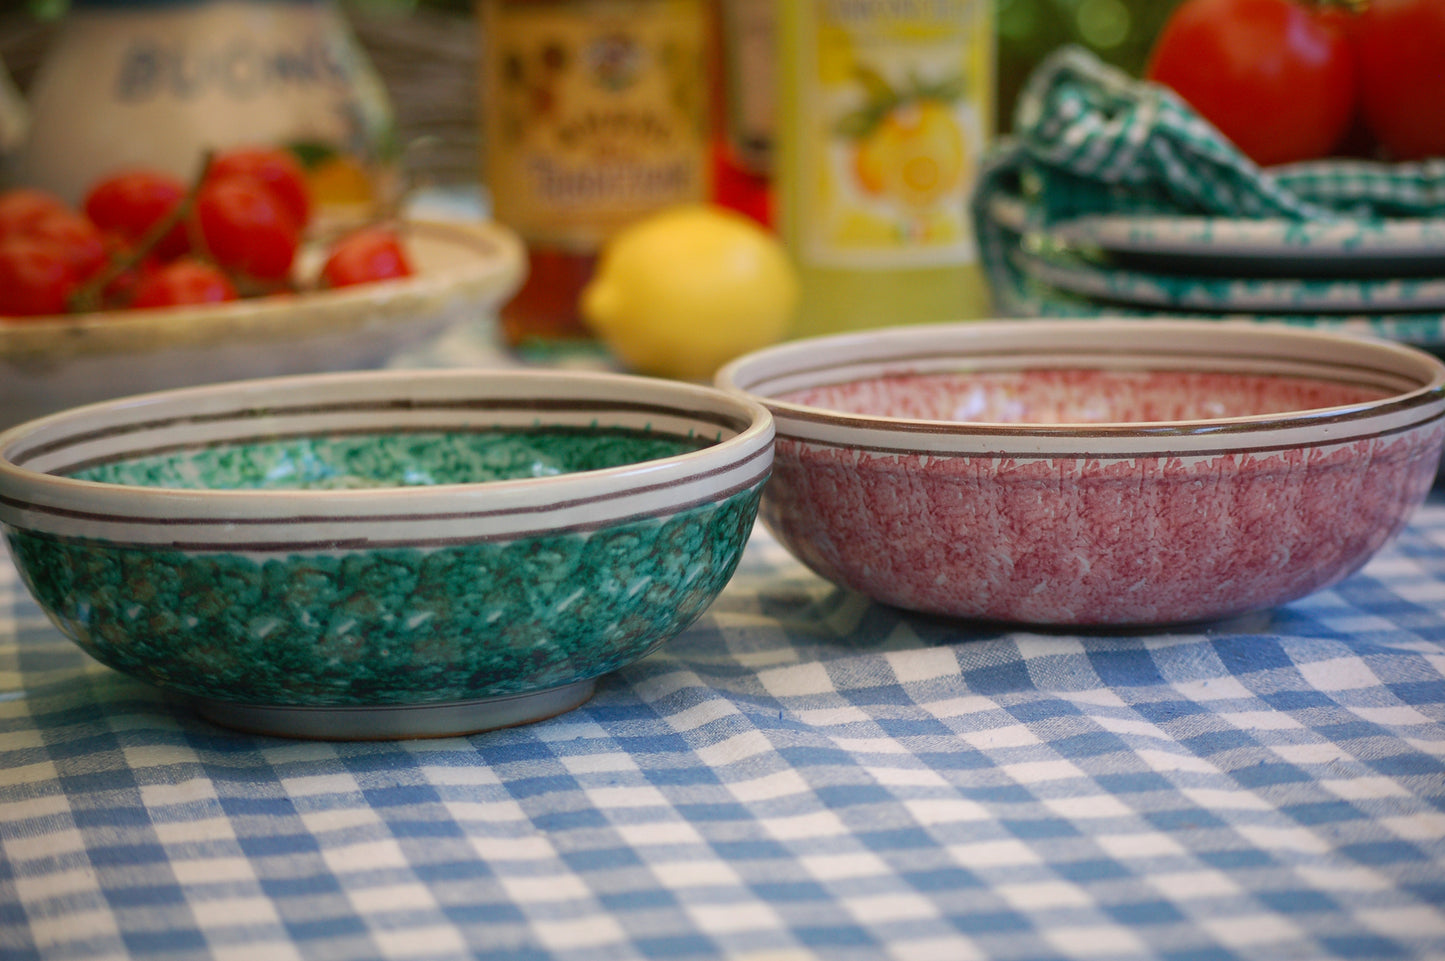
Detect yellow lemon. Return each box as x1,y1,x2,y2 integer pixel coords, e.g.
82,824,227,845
581,205,799,381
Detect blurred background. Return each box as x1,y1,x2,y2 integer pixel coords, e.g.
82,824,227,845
0,0,1184,190
993,0,1179,131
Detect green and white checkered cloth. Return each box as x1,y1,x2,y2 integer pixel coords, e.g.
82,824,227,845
989,44,1445,223
971,46,1445,333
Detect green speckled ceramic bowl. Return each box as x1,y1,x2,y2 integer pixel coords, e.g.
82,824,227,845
0,369,774,738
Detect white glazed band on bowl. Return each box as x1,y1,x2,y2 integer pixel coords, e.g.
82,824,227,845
717,320,1445,627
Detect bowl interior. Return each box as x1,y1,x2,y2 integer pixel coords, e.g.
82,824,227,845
71,426,718,492
4,368,766,489
779,369,1396,425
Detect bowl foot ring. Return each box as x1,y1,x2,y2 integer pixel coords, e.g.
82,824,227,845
190,678,597,740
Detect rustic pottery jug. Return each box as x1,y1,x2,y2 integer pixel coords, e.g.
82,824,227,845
14,0,397,223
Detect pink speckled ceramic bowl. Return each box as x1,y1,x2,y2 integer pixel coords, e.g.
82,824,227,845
717,320,1445,627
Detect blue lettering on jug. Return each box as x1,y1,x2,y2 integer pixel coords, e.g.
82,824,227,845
115,36,351,102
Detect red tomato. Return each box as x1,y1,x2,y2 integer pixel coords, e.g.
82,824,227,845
208,146,311,229
0,189,71,241
25,210,109,282
131,258,239,309
1354,0,1445,160
89,230,170,306
1145,0,1357,166
84,169,191,260
193,174,300,283
320,227,414,288
0,238,77,316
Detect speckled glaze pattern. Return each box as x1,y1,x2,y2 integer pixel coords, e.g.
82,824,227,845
717,320,1445,627
761,433,1439,626
0,369,775,723
781,370,1391,425
7,483,761,707
73,428,712,491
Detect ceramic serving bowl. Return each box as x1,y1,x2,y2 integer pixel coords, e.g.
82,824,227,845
0,369,773,738
0,219,525,429
717,320,1445,627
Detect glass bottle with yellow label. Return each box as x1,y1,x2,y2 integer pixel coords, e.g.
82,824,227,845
777,0,995,337
479,0,711,349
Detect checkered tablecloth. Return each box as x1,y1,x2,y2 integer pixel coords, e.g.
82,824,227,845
4,477,1445,960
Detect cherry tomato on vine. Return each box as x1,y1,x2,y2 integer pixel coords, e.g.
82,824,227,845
320,227,414,288
0,189,70,242
25,210,108,283
193,174,300,283
95,247,161,310
131,258,239,309
1145,0,1357,166
1354,0,1445,161
0,238,77,317
84,169,191,260
207,146,311,229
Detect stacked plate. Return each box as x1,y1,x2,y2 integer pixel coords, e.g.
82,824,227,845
985,189,1445,355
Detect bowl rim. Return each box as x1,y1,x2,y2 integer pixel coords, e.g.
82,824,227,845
715,319,1445,439
0,367,776,526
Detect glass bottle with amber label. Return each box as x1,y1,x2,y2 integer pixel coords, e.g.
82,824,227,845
479,0,711,349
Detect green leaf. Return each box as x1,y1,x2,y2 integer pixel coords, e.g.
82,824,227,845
917,73,969,103
852,63,898,104
833,103,887,140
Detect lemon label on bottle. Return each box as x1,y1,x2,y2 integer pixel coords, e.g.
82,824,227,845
796,0,991,269
481,0,710,249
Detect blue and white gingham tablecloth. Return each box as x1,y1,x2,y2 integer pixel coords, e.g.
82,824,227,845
3,453,1445,959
